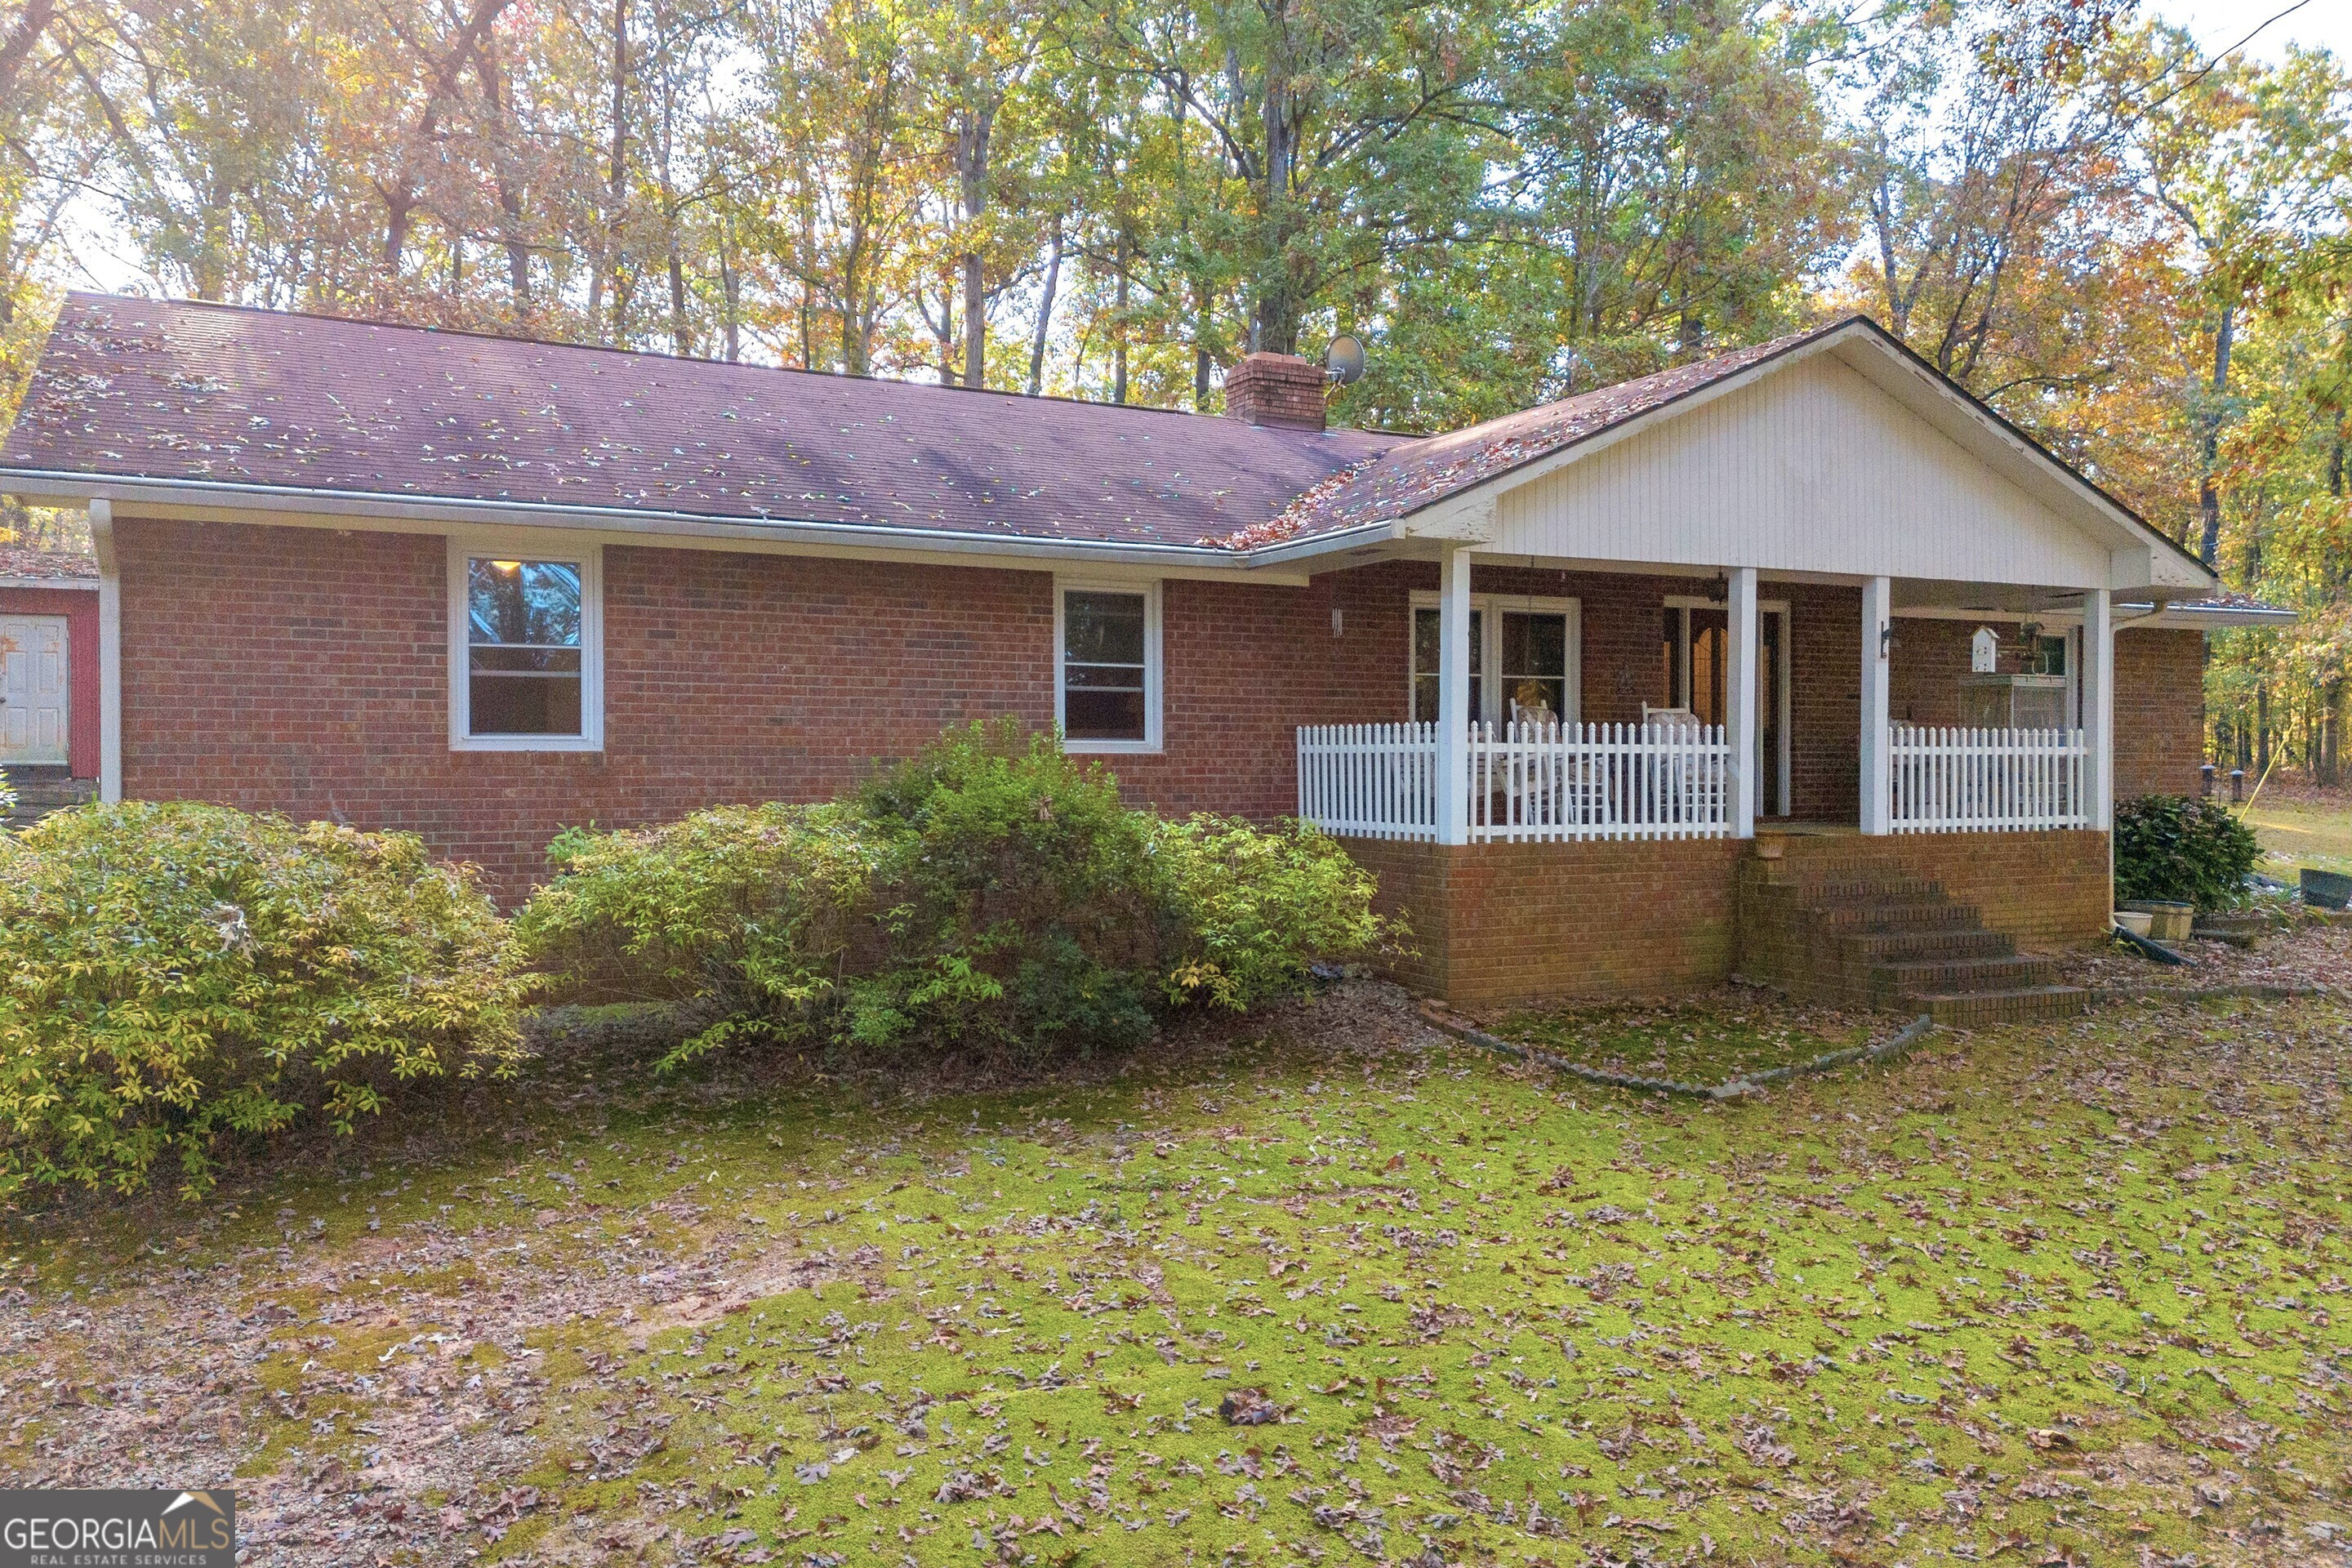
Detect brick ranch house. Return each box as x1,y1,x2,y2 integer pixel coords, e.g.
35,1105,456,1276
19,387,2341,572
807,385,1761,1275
0,293,2292,1017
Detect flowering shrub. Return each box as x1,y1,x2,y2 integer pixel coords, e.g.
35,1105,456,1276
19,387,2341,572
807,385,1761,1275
0,803,531,1198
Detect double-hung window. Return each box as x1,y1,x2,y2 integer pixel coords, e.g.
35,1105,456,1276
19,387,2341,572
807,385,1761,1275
1057,581,1160,751
1409,592,1579,729
449,539,603,751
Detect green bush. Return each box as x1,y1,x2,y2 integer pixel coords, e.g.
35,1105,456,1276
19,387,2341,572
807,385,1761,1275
843,721,1168,1062
519,721,1394,1068
0,803,531,1198
0,767,15,827
516,804,874,1061
2113,793,2261,910
1153,814,1393,1011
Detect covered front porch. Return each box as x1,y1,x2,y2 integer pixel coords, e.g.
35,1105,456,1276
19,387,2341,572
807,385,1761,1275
1294,554,2114,847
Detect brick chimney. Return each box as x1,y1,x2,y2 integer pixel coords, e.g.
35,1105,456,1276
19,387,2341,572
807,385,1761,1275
1223,353,1328,431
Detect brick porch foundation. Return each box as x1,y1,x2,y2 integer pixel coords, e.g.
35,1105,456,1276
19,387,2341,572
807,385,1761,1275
1345,829,2109,1009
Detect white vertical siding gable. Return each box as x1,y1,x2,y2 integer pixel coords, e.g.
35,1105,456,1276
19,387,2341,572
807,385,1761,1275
1486,352,2114,587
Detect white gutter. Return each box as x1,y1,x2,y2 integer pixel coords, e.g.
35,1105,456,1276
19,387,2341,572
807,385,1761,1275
88,497,122,803
0,466,1394,574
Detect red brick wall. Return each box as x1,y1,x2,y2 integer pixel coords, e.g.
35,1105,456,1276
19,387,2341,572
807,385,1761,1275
1762,830,2111,951
2114,627,2204,800
1889,618,2205,802
0,583,100,779
1347,826,2109,1009
117,517,1057,896
1347,836,1744,1008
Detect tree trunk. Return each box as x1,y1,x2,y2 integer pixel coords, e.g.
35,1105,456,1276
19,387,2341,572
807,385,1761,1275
590,0,630,337
721,247,740,362
1111,232,1129,405
2257,682,2270,777
1027,220,1062,397
957,105,992,387
2198,301,2234,568
1250,71,1298,355
669,249,689,356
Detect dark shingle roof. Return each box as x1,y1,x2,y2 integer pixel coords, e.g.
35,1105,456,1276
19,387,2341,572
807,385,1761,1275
0,293,1402,550
0,545,98,582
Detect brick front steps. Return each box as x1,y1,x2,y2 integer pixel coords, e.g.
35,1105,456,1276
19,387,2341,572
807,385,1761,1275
1737,846,2095,1024
2,767,96,831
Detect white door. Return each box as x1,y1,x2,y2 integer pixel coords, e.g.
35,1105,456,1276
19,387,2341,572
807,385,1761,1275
0,615,70,765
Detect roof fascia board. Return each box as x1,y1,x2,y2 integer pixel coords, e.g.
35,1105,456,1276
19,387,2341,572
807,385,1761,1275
2139,604,2297,628
1,468,1312,586
0,576,98,591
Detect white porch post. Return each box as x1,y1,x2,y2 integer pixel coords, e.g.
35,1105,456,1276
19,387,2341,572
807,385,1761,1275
1726,566,1758,837
1436,546,1472,844
1859,574,1892,834
2086,586,2114,831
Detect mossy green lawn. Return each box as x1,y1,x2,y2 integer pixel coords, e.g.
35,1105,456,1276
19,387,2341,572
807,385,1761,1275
7,991,2350,1567
2244,790,2352,880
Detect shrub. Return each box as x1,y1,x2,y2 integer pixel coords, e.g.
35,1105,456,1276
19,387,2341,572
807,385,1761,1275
1153,814,1392,1011
0,767,15,826
2113,794,2261,910
516,804,874,1062
519,722,1394,1068
0,803,531,1198
843,720,1167,1062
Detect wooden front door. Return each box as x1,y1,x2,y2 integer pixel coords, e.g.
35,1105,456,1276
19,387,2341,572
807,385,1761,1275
0,614,70,766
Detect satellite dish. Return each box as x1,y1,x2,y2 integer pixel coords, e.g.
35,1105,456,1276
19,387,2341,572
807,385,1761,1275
1325,334,1365,385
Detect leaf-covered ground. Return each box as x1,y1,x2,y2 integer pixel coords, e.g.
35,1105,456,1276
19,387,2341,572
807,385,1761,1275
1484,996,1883,1085
5,978,2351,1568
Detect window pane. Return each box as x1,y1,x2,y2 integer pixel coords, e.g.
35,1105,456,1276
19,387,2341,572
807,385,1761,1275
1065,666,1145,693
1065,688,1147,741
470,672,582,735
1410,606,1481,723
1502,612,1567,724
470,559,581,647
1062,590,1148,741
1063,590,1146,665
470,646,581,675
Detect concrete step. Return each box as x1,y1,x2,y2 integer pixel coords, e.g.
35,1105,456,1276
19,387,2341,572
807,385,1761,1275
1837,927,2016,964
1903,985,2096,1027
1873,953,2057,996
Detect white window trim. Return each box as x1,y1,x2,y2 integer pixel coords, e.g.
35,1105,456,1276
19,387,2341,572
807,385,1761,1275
448,534,604,753
1407,591,1580,727
1056,577,1162,754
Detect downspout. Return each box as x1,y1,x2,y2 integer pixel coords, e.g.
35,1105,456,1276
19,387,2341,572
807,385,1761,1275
89,497,121,803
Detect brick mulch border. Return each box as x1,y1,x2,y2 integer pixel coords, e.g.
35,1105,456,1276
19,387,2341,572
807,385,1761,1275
1416,1004,1940,1101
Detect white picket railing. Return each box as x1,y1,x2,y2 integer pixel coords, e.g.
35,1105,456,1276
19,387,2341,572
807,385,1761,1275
1295,721,1732,842
1294,722,1441,840
1471,720,1731,841
1890,725,2087,832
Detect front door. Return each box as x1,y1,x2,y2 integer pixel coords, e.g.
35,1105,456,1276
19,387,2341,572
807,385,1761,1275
1662,603,1788,817
0,614,70,766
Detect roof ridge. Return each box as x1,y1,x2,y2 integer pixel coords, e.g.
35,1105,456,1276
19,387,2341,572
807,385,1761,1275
56,290,1321,430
